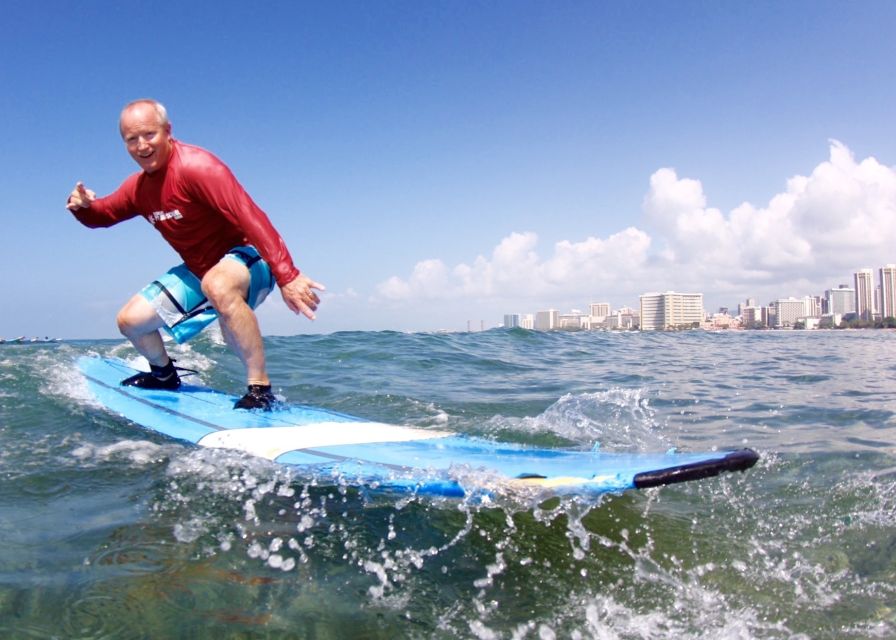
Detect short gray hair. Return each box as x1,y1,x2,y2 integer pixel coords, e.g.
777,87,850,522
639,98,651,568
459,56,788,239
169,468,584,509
119,99,169,131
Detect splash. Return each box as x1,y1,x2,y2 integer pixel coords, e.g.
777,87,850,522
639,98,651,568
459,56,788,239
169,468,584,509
484,388,672,452
71,439,174,468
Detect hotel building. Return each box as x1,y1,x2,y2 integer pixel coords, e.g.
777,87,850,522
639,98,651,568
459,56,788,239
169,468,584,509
639,292,704,331
826,285,856,316
880,264,896,319
854,269,875,321
771,298,807,328
534,309,559,331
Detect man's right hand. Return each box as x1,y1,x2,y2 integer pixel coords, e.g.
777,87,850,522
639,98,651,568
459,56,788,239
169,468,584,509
280,274,326,321
66,182,96,211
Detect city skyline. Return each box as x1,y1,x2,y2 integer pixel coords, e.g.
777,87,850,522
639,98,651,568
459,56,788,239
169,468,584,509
504,262,896,331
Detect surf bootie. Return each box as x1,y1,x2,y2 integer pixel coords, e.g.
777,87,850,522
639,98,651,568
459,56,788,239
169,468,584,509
234,384,276,411
121,359,182,390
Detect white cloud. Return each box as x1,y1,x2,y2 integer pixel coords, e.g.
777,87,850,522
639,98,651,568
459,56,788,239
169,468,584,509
376,228,652,302
376,141,896,308
378,259,451,300
648,140,896,284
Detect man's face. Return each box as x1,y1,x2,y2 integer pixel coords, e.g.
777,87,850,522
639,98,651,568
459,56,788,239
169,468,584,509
120,104,173,173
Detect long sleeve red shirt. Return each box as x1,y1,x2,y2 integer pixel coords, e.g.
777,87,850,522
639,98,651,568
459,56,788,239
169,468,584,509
71,139,300,287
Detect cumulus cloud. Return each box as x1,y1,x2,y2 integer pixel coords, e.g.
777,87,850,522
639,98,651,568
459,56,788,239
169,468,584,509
376,141,896,307
646,140,896,285
376,228,651,301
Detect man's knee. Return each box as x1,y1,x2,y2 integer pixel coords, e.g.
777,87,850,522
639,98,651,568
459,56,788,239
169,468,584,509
116,308,132,337
117,296,157,337
201,267,248,315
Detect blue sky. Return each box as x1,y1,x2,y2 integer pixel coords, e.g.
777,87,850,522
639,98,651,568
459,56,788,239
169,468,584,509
3,1,895,337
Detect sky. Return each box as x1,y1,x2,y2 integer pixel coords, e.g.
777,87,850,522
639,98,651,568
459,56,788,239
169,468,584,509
3,0,896,338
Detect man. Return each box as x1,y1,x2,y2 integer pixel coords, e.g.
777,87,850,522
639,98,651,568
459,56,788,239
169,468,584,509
67,99,324,410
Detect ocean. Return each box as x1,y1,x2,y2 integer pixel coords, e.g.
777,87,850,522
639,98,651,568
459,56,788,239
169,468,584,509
1,329,894,639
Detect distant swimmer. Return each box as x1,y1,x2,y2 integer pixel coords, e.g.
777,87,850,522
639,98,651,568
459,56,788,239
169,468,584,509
67,99,325,410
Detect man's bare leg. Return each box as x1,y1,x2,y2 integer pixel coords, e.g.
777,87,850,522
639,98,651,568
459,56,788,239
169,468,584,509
115,295,181,388
116,295,171,366
201,259,269,386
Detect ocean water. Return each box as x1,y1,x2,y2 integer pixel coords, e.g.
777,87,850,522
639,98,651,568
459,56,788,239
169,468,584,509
0,329,894,639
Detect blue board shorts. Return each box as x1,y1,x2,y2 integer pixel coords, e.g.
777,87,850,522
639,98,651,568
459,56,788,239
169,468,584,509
139,246,274,343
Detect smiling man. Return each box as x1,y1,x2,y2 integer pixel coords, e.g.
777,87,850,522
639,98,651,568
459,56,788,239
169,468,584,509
66,99,324,410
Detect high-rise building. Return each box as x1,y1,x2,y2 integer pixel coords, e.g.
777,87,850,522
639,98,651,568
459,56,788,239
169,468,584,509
639,295,663,331
826,285,856,316
854,269,875,321
589,302,611,317
503,314,521,329
772,298,806,327
639,292,704,330
880,264,896,319
587,302,611,329
534,309,558,331
802,296,821,318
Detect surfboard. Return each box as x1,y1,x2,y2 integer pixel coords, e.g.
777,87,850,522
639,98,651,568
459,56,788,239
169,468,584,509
77,356,759,497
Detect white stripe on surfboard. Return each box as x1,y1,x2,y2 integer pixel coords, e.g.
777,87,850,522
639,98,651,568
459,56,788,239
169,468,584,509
197,422,453,461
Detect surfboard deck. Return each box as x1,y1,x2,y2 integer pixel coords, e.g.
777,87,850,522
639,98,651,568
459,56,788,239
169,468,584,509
78,356,759,497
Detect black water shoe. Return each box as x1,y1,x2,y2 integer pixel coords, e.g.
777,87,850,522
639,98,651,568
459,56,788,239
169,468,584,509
121,360,182,390
234,384,276,411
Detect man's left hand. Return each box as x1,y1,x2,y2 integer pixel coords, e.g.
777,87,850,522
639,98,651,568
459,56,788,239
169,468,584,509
281,274,325,320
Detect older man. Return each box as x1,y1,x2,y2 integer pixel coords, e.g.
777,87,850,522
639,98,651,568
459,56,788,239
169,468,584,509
67,99,324,410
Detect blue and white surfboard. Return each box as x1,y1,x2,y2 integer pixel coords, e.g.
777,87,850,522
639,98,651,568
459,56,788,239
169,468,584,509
78,356,759,497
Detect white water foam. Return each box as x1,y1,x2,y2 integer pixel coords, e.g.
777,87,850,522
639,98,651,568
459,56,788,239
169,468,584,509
70,439,174,468
485,389,673,452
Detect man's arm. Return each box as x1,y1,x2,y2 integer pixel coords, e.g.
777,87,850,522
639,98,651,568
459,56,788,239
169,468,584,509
187,161,325,319
66,178,140,228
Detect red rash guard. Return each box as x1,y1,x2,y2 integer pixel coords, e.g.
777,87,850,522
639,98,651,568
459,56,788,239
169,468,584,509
71,139,300,287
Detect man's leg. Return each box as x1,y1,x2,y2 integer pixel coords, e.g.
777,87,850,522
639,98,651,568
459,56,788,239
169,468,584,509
116,295,170,366
200,258,269,386
116,295,181,389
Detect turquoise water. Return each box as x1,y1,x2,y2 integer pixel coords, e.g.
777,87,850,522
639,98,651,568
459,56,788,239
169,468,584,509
1,329,894,638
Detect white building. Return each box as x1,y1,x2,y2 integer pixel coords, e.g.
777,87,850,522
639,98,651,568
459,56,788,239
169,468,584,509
855,269,875,321
880,264,896,319
639,292,704,331
588,302,611,329
802,317,821,330
589,302,610,317
826,285,856,316
534,309,558,331
772,298,805,328
503,314,521,329
802,296,821,318
520,314,535,330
